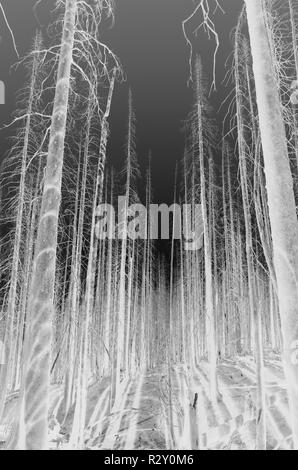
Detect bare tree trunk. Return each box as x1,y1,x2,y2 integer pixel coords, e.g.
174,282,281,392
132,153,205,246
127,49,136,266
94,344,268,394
195,59,218,402
19,0,77,450
245,0,298,449
0,34,42,421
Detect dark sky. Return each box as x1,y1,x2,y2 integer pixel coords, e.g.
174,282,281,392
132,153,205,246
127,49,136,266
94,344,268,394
0,0,242,204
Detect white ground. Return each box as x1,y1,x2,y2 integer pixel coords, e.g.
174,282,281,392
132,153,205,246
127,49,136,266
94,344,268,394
1,355,292,450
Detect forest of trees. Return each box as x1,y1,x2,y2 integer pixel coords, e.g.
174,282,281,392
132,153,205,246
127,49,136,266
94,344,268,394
0,0,298,451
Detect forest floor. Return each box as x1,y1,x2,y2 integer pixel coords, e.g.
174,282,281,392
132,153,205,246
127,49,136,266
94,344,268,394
1,354,292,450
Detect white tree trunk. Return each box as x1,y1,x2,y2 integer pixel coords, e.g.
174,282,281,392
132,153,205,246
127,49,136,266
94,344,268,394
245,0,298,449
20,0,77,450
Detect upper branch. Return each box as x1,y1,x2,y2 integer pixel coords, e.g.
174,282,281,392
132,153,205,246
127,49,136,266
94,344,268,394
182,0,223,92
0,1,19,58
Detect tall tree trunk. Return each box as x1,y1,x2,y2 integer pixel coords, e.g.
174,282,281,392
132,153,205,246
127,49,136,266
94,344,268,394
245,0,298,449
20,0,77,450
0,34,42,421
195,59,218,402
